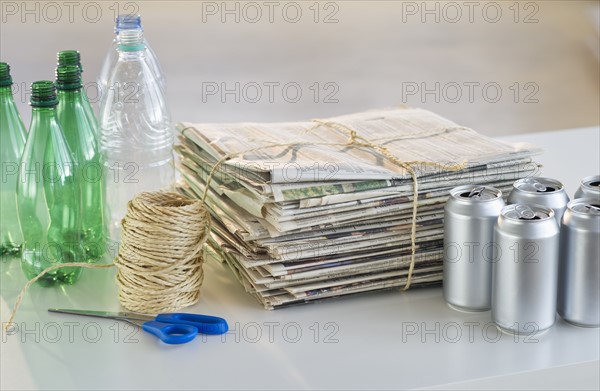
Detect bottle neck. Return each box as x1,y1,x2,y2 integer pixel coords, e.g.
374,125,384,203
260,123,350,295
28,106,58,143
57,88,84,101
0,86,20,118
31,106,58,120
117,29,146,54
0,85,14,98
118,49,146,61
27,106,64,166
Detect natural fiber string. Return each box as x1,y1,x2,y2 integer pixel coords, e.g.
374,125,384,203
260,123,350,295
194,119,466,291
115,192,210,313
4,263,114,329
4,192,210,331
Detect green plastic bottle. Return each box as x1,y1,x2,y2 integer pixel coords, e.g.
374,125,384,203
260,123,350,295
0,62,27,256
56,65,106,260
57,50,97,130
17,81,85,286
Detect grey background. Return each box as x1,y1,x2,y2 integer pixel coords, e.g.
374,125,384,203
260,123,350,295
1,0,599,136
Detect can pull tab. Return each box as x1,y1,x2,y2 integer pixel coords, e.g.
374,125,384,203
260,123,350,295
468,186,485,198
515,204,536,220
531,180,547,192
521,178,548,192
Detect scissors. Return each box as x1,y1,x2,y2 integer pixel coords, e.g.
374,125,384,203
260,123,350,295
48,308,228,345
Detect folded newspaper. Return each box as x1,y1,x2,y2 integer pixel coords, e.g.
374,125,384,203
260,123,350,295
175,107,541,309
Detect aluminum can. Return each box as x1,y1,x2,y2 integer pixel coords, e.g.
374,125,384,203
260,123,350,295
507,177,569,224
574,175,600,200
443,185,505,311
557,199,600,327
492,204,560,335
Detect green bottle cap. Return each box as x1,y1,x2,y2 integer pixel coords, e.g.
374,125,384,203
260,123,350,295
57,50,83,72
56,65,82,90
0,62,13,87
30,81,58,107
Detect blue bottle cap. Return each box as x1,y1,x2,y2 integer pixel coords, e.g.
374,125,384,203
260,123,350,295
115,14,142,32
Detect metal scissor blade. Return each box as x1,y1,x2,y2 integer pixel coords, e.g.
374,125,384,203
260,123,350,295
48,308,154,322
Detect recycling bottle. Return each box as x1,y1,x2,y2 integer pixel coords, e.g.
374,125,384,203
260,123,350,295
57,50,97,130
56,65,106,260
0,62,26,256
99,28,174,242
17,81,84,286
97,14,165,95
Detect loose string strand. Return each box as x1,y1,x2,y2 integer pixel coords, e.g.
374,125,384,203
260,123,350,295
4,263,115,329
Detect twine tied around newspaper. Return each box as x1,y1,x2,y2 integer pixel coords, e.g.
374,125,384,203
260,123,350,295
199,119,467,291
4,192,210,331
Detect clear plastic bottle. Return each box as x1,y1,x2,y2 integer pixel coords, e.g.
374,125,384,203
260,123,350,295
17,81,84,286
99,29,174,242
56,65,106,260
97,14,165,96
0,62,27,256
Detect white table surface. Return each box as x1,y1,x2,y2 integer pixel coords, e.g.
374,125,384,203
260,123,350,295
1,126,599,390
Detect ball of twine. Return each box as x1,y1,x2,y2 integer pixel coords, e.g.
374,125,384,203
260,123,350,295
114,192,211,314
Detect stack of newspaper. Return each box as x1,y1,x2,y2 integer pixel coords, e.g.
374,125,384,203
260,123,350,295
175,107,541,309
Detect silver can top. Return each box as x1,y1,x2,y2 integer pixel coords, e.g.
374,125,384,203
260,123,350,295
513,177,564,194
568,199,600,216
581,175,600,193
450,185,502,201
502,204,554,221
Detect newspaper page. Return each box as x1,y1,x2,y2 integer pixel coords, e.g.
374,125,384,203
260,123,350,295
178,107,541,183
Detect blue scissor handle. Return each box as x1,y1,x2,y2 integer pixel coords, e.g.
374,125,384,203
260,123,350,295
141,321,199,345
155,313,229,335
